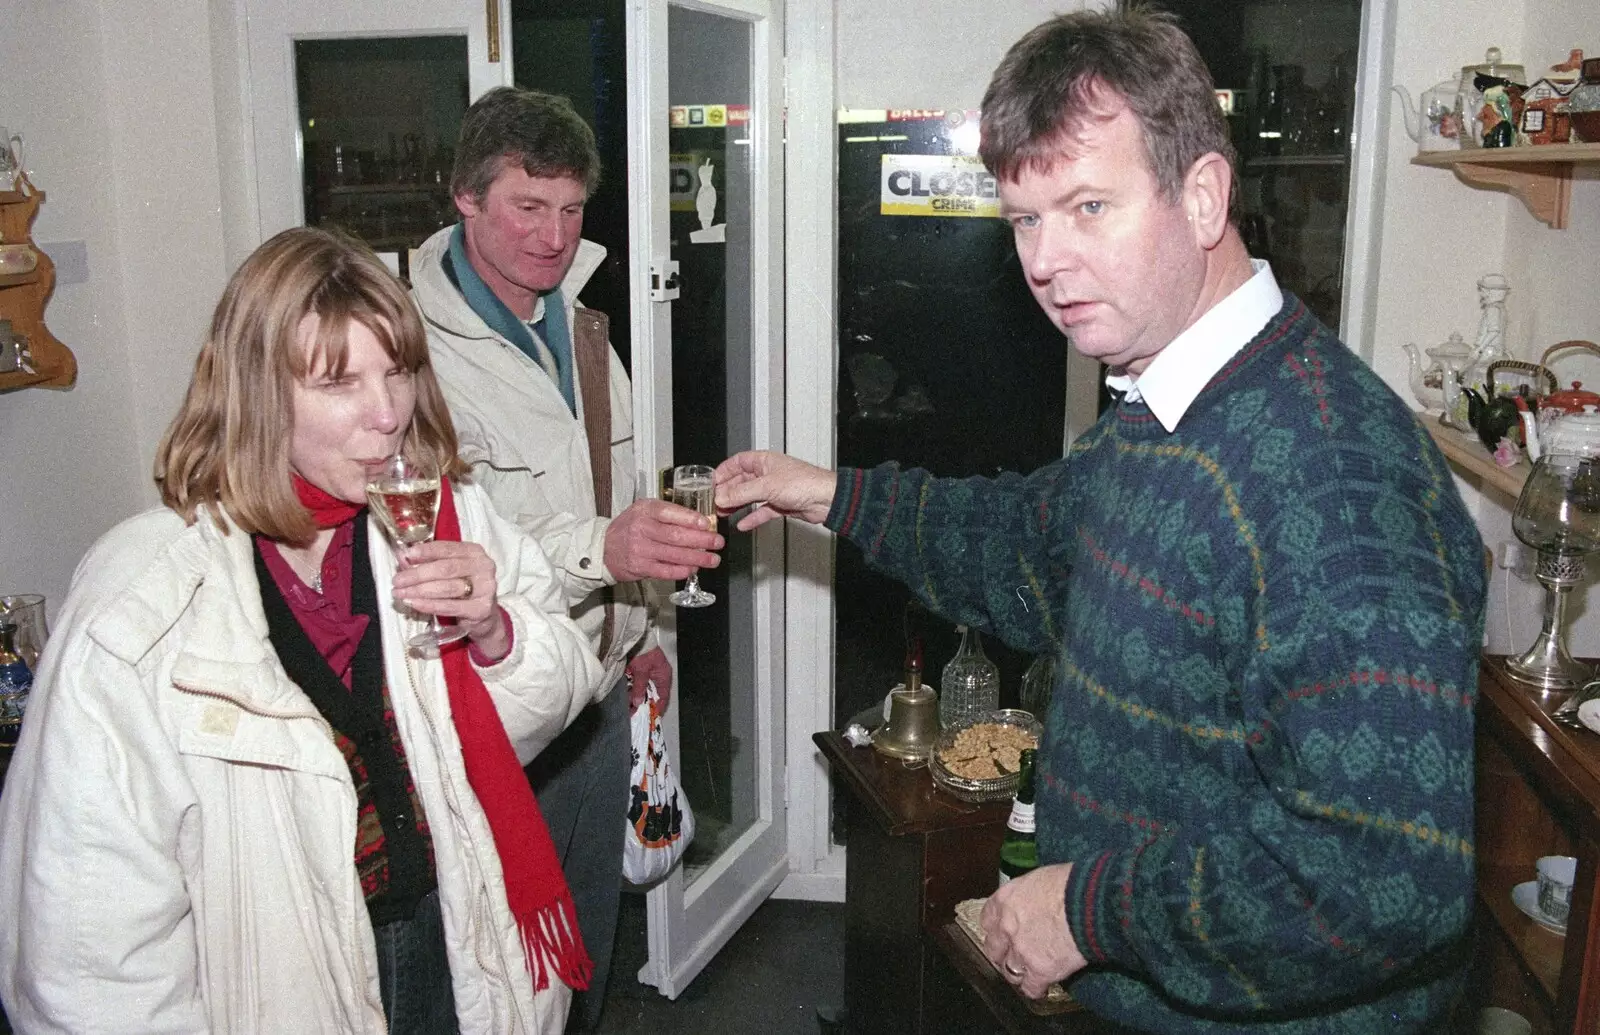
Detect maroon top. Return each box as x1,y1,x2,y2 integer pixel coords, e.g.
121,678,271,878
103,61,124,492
257,522,367,687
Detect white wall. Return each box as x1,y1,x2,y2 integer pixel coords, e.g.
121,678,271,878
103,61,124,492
0,0,230,619
1366,0,1600,655
837,0,1094,111
0,0,142,618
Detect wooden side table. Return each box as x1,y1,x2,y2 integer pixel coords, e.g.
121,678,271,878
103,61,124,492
815,730,1014,1033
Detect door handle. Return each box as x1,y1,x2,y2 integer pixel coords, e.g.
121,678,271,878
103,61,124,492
650,259,681,302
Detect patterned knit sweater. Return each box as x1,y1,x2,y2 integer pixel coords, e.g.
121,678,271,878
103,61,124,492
828,296,1486,1033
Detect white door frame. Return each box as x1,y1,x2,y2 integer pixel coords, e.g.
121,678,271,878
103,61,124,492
772,0,846,902
627,0,795,994
240,0,512,243
1340,0,1395,362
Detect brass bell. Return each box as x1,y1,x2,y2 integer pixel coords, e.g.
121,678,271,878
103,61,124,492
873,684,942,761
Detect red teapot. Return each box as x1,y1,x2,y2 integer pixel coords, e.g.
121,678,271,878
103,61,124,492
1543,380,1600,415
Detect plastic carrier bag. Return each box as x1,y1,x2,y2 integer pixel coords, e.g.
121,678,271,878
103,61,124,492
623,685,695,884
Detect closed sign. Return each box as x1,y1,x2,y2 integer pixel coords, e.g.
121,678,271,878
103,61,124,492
880,155,1000,218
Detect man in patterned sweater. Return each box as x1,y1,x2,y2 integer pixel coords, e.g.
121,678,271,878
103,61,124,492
716,8,1486,1033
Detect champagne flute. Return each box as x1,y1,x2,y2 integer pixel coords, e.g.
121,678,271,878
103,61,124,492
668,464,717,608
366,454,467,654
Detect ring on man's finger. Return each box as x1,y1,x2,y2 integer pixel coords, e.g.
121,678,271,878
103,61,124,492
459,575,474,599
1004,961,1025,978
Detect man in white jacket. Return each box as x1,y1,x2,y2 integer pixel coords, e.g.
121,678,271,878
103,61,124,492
412,87,722,1031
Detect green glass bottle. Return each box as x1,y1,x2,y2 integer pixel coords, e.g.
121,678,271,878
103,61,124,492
998,748,1038,885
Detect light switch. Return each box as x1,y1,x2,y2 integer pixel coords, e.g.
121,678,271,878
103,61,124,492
38,240,88,285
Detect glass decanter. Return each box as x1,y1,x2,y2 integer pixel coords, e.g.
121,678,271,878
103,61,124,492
939,625,1000,727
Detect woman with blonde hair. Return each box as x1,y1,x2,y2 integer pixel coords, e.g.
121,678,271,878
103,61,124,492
0,227,606,1034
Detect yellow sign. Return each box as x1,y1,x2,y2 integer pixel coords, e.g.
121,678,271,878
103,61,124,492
669,152,702,212
879,154,1000,218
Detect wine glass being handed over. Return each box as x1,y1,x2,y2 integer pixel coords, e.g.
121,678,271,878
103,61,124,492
669,465,717,608
366,453,468,654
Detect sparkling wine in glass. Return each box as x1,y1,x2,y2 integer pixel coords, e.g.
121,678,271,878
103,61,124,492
669,464,717,608
366,454,467,654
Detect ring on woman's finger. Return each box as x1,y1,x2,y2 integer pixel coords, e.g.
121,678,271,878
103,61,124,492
458,575,474,599
1004,961,1025,978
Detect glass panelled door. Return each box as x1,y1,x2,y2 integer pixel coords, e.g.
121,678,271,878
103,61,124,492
1159,0,1365,331
627,0,786,999
245,0,510,268
830,111,1073,775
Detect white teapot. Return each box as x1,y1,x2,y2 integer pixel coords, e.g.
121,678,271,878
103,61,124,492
1392,79,1464,152
1533,405,1600,463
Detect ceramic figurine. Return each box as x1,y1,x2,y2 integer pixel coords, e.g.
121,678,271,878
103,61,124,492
1457,48,1526,147
1521,77,1575,145
1570,57,1600,142
1550,49,1586,84
1479,80,1525,147
1462,273,1512,397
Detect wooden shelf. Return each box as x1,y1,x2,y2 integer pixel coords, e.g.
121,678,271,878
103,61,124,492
0,270,41,289
1417,411,1530,500
0,175,75,391
1480,861,1565,1008
1412,143,1600,229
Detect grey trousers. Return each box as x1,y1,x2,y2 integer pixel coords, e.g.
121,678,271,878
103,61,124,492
526,678,631,1033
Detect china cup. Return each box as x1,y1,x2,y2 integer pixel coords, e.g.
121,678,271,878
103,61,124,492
1536,854,1576,924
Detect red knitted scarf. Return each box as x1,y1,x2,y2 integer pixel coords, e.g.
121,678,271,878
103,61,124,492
432,479,592,991
294,474,592,990
294,474,364,529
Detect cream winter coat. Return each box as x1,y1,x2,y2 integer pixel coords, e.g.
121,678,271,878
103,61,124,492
411,227,653,690
0,484,604,1034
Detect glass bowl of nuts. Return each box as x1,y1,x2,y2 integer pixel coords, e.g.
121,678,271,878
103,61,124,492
930,709,1042,802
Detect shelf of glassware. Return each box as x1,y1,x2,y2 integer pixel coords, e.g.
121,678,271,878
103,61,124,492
1412,142,1600,230
1417,411,1530,501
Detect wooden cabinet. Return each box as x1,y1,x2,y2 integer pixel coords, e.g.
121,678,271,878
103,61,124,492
815,731,1113,1034
815,730,1010,1034
821,662,1600,1034
1474,657,1600,1032
1413,142,1600,229
0,176,74,391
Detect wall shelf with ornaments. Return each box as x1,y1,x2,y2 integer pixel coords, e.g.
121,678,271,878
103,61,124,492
0,175,75,392
1412,142,1600,230
1415,412,1529,501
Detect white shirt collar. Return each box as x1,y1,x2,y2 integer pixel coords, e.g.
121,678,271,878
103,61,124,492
1104,260,1283,432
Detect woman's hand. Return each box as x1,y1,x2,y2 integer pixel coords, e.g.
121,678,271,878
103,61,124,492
391,540,509,660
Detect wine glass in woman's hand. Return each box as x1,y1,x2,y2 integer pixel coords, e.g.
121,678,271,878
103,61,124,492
366,454,467,654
